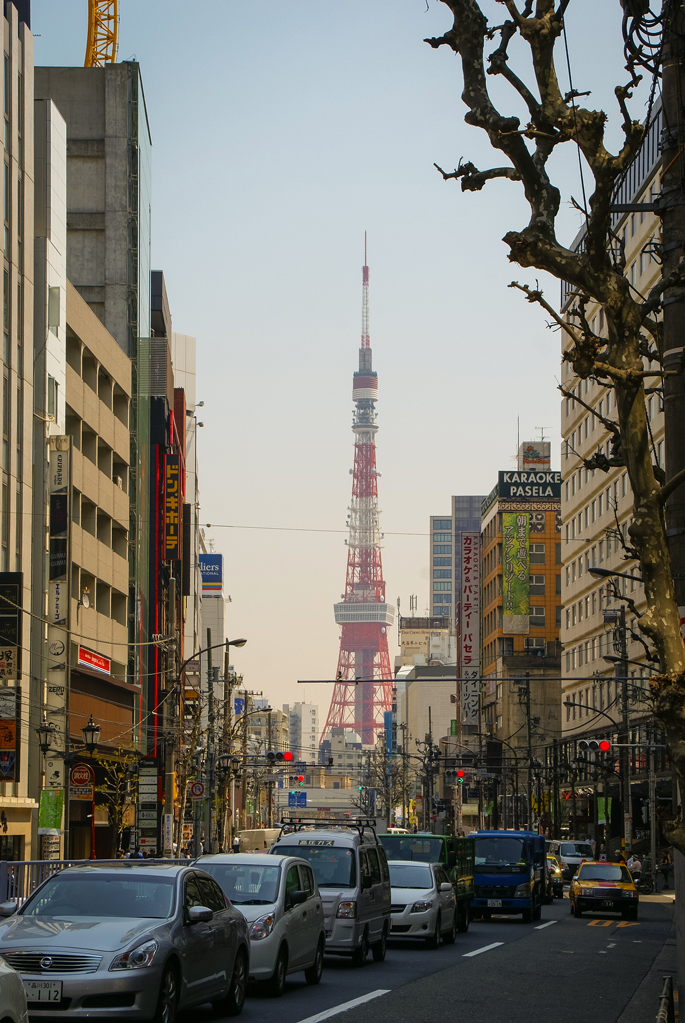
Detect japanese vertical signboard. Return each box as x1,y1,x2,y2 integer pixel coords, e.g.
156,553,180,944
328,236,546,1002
502,512,530,634
460,532,480,728
38,788,64,836
0,686,20,781
0,572,22,680
47,437,70,751
164,454,181,560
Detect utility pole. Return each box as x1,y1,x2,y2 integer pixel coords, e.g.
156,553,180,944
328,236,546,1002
524,674,533,831
163,577,177,857
649,736,658,874
618,606,632,855
205,628,214,853
553,740,560,840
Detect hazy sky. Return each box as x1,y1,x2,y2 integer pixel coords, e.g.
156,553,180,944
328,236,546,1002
32,1,651,718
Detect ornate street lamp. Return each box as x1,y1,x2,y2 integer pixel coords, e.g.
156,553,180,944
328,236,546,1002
81,716,101,753
35,715,56,755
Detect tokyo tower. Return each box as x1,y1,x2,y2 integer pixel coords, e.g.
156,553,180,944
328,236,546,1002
322,239,394,746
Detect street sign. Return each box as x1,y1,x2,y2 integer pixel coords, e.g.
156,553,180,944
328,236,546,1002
287,792,307,808
226,808,232,817
70,764,93,786
189,781,205,800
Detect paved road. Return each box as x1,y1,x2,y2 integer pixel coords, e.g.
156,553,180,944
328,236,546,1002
186,896,673,1023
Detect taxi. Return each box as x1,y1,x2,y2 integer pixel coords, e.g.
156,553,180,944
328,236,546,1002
547,855,564,899
569,860,638,920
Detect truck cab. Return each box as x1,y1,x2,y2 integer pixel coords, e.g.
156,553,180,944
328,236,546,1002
472,829,546,923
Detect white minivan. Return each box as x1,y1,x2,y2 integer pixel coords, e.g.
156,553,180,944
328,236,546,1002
198,853,325,996
270,818,391,967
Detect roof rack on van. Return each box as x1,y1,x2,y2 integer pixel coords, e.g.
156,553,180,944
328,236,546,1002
277,817,380,843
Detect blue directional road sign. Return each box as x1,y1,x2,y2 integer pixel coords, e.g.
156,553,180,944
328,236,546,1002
288,792,307,808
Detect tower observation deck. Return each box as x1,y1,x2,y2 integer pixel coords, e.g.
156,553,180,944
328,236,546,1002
322,246,394,746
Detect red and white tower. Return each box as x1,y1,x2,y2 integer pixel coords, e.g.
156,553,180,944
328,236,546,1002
322,241,394,746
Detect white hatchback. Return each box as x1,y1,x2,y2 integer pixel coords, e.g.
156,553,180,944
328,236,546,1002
0,955,28,1023
197,854,325,997
389,861,457,947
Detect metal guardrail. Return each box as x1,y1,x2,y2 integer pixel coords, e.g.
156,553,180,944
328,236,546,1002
656,975,675,1023
0,859,189,904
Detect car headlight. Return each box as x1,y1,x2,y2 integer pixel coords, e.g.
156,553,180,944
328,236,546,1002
410,900,433,914
580,888,592,896
249,914,275,940
514,883,531,898
336,901,357,918
110,939,158,971
553,869,562,878
623,891,637,898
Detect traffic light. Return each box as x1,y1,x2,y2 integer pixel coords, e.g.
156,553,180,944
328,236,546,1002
266,751,294,763
578,739,611,753
358,785,363,791
297,775,305,787
456,769,465,785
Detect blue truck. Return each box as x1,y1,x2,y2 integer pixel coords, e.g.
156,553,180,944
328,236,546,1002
471,829,546,923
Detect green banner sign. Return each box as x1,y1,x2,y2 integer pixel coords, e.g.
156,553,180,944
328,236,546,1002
38,788,64,836
502,512,530,619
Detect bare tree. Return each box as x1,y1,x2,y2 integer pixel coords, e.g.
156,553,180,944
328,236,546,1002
95,746,138,853
425,1,685,850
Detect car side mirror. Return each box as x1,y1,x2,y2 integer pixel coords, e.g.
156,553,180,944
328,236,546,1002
447,851,457,868
0,900,17,917
187,905,213,924
439,882,453,892
362,875,373,890
288,890,307,906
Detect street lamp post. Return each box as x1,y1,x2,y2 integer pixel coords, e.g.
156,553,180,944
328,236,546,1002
35,713,101,859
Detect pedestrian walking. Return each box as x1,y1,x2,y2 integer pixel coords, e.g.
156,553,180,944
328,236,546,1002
232,834,241,855
627,853,642,881
659,850,673,890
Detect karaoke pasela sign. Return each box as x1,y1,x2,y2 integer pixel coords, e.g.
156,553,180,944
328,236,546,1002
460,532,480,728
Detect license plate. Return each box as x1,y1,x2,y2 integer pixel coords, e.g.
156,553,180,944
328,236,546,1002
601,900,616,908
23,980,62,1003
487,899,502,908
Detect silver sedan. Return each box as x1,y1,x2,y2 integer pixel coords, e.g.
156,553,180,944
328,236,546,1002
0,862,250,1022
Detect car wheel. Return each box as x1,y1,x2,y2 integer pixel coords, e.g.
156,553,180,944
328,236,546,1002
630,909,638,922
521,908,533,923
371,925,388,962
267,946,288,997
153,964,179,1023
573,903,583,919
532,899,542,922
480,910,492,920
569,897,574,914
443,909,457,944
213,948,248,1017
427,912,441,948
305,938,324,984
351,930,369,967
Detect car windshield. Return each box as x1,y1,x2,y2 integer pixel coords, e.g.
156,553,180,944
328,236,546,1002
278,845,356,887
560,843,594,858
200,862,281,905
577,864,633,883
388,863,433,889
22,874,176,919
380,835,444,864
475,837,525,867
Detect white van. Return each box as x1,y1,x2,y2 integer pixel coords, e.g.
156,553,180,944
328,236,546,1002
270,818,391,966
238,828,281,853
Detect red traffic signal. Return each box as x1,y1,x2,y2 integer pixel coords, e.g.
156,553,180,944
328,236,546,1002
456,769,465,778
283,751,293,761
297,775,304,782
598,739,611,752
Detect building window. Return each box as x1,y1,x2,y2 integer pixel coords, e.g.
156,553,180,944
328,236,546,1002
555,605,562,628
433,519,451,529
433,557,451,566
433,569,451,579
530,606,545,627
433,544,451,554
598,493,603,516
433,533,451,542
529,543,545,565
529,574,545,595
433,581,450,591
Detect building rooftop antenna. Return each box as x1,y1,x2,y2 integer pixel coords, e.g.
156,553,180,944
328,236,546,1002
535,426,551,442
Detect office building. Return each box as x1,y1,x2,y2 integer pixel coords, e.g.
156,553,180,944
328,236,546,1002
480,443,562,753
283,702,318,762
430,496,485,623
395,615,454,668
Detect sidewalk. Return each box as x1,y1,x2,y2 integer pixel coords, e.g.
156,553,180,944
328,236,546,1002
617,922,677,1023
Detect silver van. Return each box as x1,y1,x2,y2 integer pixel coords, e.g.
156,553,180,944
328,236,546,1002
548,840,595,881
270,818,391,966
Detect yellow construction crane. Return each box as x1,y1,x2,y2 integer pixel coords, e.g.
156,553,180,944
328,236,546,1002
84,0,119,67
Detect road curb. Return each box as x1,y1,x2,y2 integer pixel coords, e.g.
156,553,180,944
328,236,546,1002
616,927,677,1023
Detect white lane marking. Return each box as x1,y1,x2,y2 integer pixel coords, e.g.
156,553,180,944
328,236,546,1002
607,943,616,948
535,920,557,930
463,942,504,958
294,989,391,1023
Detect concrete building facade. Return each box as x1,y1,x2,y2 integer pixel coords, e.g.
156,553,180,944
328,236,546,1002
430,495,484,623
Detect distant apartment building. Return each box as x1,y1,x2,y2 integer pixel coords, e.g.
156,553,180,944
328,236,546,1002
560,105,662,747
395,615,454,669
480,443,562,753
283,702,318,762
430,496,484,623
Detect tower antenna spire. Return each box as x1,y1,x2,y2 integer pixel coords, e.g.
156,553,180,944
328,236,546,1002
322,244,394,745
